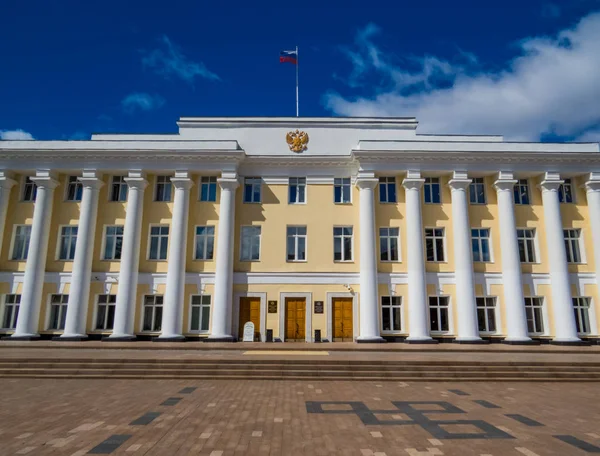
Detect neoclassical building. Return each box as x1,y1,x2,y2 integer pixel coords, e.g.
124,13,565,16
0,117,599,344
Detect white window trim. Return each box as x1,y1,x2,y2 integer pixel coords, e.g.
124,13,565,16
154,175,172,202
333,177,352,204
55,224,78,262
139,294,163,333
378,177,397,204
333,226,354,262
198,176,218,202
194,225,216,261
101,225,124,261
188,294,212,334
108,175,128,202
424,177,442,204
240,225,262,262
471,228,493,263
286,226,308,263
524,296,549,337
514,178,530,205
146,224,170,261
243,177,262,204
559,178,576,204
564,228,586,264
45,293,69,331
379,227,401,262
91,293,117,332
428,295,453,335
9,224,31,261
288,177,307,205
64,175,83,202
475,296,499,335
21,175,37,202
469,177,487,205
0,293,20,330
425,227,446,263
380,296,404,334
517,227,540,264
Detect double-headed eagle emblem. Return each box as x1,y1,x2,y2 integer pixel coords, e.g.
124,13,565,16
286,130,309,153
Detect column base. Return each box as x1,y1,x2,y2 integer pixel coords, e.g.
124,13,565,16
153,335,186,342
454,338,488,344
356,336,386,344
502,338,540,345
405,337,438,344
2,334,40,341
205,335,235,342
550,339,590,346
102,335,136,342
53,335,88,341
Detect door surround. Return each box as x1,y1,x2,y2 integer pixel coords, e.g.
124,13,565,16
327,292,358,341
279,292,312,342
232,292,267,342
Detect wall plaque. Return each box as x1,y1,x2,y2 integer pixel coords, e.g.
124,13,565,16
314,301,324,314
268,300,278,313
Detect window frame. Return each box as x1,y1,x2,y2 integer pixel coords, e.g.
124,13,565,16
1,294,21,330
425,227,445,262
194,225,215,261
476,296,498,334
333,226,354,262
286,226,307,262
288,177,307,204
141,294,163,332
57,225,78,261
102,225,124,261
199,176,217,202
65,175,83,202
469,177,487,205
334,177,352,204
524,296,546,335
379,227,400,262
513,178,530,205
424,177,441,204
380,296,403,333
147,224,170,261
94,294,117,331
471,228,492,262
517,228,537,263
47,294,69,330
109,175,128,202
243,177,262,204
189,294,212,333
428,296,450,334
558,178,575,204
573,297,593,335
564,228,583,264
154,175,172,202
10,224,32,261
21,176,37,202
378,177,397,203
240,225,262,262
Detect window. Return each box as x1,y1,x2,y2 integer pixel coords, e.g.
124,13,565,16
517,229,536,263
48,294,69,330
110,176,128,202
381,296,402,331
471,228,491,262
11,225,31,260
103,226,124,260
425,228,445,262
148,225,169,260
424,177,441,204
573,297,591,334
333,226,353,262
476,297,497,333
243,177,262,203
58,226,78,260
524,297,544,334
241,226,261,261
429,296,449,332
2,294,20,329
513,179,530,205
155,176,172,201
379,177,397,203
288,177,306,204
564,229,582,263
22,177,37,202
66,176,83,201
559,178,574,203
200,176,217,202
379,227,399,262
190,295,211,332
195,226,215,260
142,295,163,331
469,177,486,204
95,294,116,330
334,178,351,204
287,226,307,261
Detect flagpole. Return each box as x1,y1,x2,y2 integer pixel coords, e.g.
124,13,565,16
295,45,299,117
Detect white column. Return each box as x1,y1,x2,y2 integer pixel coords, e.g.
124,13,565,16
356,176,384,343
11,171,59,339
0,172,16,258
493,172,532,343
448,171,481,342
61,172,104,340
402,171,433,342
208,176,239,341
585,173,600,290
540,172,580,343
108,172,147,340
158,172,193,340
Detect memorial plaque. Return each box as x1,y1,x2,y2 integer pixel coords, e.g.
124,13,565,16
242,322,255,342
268,300,278,313
314,301,324,314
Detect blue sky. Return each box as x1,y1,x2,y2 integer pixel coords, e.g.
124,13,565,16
1,0,599,141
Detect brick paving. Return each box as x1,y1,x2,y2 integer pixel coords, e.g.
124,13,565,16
1,378,599,455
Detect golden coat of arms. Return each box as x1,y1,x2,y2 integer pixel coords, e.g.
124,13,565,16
286,130,309,153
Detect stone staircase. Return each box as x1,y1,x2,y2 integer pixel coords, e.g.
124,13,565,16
1,358,600,381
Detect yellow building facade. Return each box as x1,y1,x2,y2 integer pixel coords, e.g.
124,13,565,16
0,117,599,344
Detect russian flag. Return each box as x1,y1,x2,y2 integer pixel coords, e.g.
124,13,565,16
280,50,297,64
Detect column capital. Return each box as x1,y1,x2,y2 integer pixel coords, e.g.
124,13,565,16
355,177,378,190
539,178,563,192
0,176,17,190
30,176,59,190
78,175,104,190
448,170,471,190
124,177,148,190
493,178,518,193
402,178,425,190
218,178,239,191
171,177,194,190
585,172,600,192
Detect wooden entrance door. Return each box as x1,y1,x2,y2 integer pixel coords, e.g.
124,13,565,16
285,298,306,341
332,298,353,341
238,297,261,341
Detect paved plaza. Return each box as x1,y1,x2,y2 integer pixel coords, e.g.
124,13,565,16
1,377,600,456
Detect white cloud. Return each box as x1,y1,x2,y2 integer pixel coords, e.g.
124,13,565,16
0,129,34,140
324,13,600,141
121,93,165,114
142,35,220,83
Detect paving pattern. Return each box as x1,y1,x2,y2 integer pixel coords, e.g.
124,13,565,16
1,379,599,455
